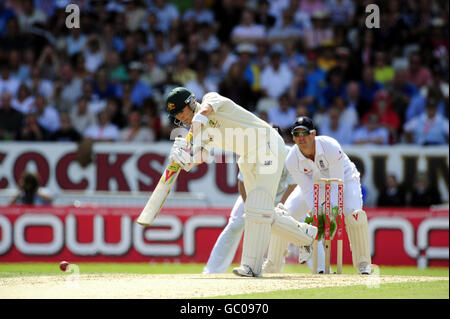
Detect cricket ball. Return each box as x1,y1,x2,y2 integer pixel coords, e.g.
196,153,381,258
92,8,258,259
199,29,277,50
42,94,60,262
59,261,69,272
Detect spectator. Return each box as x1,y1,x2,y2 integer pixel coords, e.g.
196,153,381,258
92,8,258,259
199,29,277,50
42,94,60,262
0,92,23,140
65,27,87,57
406,52,432,88
32,95,60,134
84,110,120,142
346,81,366,121
9,49,30,82
9,171,52,206
17,112,47,141
82,34,106,74
172,51,197,86
126,61,153,108
267,93,296,129
405,86,447,123
403,96,449,145
213,0,241,42
304,50,326,96
266,9,302,43
12,83,34,114
318,106,353,145
321,66,346,108
121,33,141,66
218,62,255,111
327,0,355,26
149,0,180,33
290,0,313,32
123,0,147,32
106,50,129,83
333,95,358,130
254,0,277,31
283,40,307,71
92,68,118,101
119,110,155,142
26,66,53,99
353,114,390,145
260,47,293,100
140,50,167,88
289,65,317,114
359,66,383,108
71,97,97,135
377,174,407,207
231,9,266,44
49,112,82,142
387,67,419,123
361,91,401,144
198,22,220,53
36,45,60,81
235,43,260,92
142,97,165,141
303,9,333,50
17,0,46,32
336,46,359,82
60,63,83,105
408,172,442,207
105,98,127,129
0,2,16,37
185,61,218,102
0,63,20,97
317,41,338,72
420,65,449,103
299,0,325,17
183,0,214,25
373,51,395,85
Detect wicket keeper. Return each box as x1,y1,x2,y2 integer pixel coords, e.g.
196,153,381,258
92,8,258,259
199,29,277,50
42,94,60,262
278,116,372,274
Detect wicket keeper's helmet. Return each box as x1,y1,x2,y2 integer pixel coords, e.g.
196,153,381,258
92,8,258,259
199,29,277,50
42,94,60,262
166,87,196,119
290,116,316,134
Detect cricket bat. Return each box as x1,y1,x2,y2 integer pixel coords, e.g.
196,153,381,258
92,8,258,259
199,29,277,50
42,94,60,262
136,133,192,226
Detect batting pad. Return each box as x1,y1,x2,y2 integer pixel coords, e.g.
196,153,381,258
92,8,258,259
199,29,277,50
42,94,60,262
271,208,314,247
241,188,274,275
263,233,289,273
345,210,372,267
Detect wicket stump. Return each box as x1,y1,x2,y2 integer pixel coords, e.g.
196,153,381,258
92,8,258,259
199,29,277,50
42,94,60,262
312,178,344,274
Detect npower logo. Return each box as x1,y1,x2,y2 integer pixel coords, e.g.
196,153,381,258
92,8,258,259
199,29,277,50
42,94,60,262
0,214,227,257
368,217,449,268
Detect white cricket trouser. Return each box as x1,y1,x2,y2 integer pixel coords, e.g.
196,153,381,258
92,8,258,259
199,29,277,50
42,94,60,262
203,196,245,274
203,185,329,273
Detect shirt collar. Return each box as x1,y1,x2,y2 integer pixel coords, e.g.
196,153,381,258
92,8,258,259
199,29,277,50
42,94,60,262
295,137,322,161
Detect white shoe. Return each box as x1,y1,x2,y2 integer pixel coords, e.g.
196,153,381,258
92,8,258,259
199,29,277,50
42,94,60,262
262,259,282,273
298,245,312,264
232,264,261,277
306,224,318,242
358,262,372,275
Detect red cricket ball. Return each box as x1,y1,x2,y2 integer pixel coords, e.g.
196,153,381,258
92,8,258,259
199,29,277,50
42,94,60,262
59,261,69,272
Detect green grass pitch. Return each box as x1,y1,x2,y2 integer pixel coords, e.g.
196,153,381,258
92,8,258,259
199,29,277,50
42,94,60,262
0,262,448,299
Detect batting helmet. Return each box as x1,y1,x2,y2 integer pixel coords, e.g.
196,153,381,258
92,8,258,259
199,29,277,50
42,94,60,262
165,87,196,119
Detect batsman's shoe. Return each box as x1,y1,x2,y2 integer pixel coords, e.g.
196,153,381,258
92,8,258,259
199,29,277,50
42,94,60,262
358,262,372,275
232,264,261,278
298,245,312,264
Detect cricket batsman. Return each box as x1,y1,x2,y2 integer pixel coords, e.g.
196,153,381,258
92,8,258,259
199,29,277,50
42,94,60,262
280,116,372,274
165,87,318,277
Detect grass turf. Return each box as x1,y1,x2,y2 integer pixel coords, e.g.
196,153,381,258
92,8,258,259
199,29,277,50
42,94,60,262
0,263,448,277
0,263,447,299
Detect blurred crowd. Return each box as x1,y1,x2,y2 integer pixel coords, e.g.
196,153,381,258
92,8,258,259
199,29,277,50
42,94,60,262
0,0,448,146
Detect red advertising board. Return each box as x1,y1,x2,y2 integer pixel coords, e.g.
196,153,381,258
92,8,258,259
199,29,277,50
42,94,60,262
0,206,448,267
